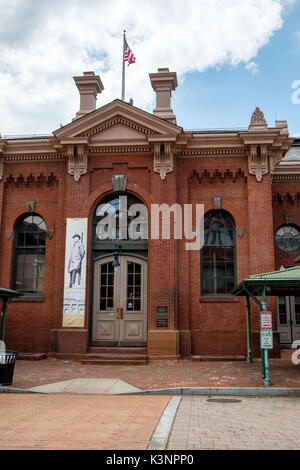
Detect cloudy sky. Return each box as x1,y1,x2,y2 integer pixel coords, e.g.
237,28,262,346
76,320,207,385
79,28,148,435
0,0,300,136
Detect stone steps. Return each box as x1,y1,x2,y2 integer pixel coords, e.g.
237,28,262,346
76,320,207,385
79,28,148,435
81,347,148,365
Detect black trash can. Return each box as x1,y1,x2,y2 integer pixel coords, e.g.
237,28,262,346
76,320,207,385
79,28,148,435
0,351,18,386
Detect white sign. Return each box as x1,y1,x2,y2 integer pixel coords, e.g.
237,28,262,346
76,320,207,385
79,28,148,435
260,311,272,330
260,330,273,349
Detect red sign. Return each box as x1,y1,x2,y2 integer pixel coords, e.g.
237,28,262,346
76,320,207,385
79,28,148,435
260,311,272,330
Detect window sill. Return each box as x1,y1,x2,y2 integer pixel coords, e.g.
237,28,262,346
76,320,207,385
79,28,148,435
11,296,45,302
199,296,239,303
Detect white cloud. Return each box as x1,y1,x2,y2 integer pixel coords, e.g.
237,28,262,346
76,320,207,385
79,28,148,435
245,61,260,74
0,0,292,134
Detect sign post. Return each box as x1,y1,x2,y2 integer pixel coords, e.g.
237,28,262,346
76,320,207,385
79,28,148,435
260,310,273,386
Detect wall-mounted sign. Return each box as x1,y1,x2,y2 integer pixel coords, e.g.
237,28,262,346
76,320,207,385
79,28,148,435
156,306,168,328
62,218,88,327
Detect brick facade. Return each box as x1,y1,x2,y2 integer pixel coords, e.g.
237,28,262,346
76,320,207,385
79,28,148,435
0,69,298,359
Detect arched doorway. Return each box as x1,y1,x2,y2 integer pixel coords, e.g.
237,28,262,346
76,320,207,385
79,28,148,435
90,193,148,346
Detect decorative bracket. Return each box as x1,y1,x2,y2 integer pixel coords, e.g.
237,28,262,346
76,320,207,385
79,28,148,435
248,144,268,182
153,143,174,180
67,145,88,182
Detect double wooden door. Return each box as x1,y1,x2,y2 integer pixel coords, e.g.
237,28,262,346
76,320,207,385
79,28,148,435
92,255,147,346
277,296,300,345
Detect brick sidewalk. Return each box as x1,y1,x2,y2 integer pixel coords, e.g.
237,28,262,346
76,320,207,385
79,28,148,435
0,395,170,450
9,350,300,390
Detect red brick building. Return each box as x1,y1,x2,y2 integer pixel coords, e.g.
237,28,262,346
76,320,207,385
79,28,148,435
0,68,299,361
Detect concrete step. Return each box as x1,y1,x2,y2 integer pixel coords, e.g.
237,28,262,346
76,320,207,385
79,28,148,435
81,358,147,365
191,355,246,362
88,347,147,355
82,348,148,365
17,353,47,361
84,353,147,360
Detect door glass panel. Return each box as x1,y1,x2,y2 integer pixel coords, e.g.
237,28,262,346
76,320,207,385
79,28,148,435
294,296,300,325
127,261,142,311
99,262,114,310
278,296,287,324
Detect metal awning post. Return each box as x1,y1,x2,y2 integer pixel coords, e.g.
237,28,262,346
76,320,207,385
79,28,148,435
261,285,271,386
243,284,265,378
245,295,253,363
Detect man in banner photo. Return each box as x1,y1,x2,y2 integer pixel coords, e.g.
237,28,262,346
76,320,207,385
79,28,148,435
68,234,85,288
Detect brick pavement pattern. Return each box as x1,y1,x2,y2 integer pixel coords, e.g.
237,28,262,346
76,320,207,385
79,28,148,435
11,350,300,390
0,395,170,450
167,396,300,450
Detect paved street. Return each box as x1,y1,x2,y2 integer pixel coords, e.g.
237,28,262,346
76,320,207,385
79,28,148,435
168,396,300,450
0,393,299,450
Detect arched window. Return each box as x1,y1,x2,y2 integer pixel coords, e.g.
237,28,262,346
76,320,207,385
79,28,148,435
13,214,46,295
201,209,236,295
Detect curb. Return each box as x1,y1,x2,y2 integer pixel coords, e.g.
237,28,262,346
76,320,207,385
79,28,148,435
0,387,46,394
1,386,300,396
147,396,181,450
122,386,300,397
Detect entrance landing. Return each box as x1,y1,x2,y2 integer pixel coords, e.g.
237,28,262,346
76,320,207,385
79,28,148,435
27,378,141,395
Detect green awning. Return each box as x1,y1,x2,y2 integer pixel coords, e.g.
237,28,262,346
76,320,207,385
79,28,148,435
231,266,300,296
0,287,22,299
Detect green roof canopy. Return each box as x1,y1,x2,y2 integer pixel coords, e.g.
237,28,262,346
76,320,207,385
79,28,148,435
0,287,22,299
231,266,300,297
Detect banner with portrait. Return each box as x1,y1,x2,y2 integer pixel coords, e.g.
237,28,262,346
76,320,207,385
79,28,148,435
62,218,88,327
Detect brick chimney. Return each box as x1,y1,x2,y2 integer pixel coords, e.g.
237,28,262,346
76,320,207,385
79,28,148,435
73,71,104,120
149,68,178,124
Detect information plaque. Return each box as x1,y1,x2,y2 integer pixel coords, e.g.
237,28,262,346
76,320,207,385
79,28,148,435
156,306,168,328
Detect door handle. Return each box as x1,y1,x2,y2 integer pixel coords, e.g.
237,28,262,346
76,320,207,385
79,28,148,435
116,308,123,319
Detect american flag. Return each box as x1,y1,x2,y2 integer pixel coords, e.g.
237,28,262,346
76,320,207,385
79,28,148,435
124,38,136,65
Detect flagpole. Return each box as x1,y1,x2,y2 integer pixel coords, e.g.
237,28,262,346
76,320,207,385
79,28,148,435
121,30,126,101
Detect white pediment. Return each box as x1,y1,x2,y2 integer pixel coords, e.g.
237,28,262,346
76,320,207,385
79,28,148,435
89,123,147,143
53,99,182,142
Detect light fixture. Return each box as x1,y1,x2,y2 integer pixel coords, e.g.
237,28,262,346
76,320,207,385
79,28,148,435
213,197,222,210
112,245,121,267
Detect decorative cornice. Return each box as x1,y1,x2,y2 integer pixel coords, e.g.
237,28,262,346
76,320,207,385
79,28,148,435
272,175,300,183
89,146,151,154
188,169,247,184
4,154,65,162
82,116,155,138
4,172,58,188
178,149,246,157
